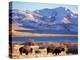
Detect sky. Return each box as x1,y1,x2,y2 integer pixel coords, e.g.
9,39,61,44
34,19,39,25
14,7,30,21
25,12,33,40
10,1,78,13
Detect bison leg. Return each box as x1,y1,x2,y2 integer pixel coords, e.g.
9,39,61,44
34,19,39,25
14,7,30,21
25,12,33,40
19,48,23,55
20,51,23,55
25,52,28,55
30,48,33,53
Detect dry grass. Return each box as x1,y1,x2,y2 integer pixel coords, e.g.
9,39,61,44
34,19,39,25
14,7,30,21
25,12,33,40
9,41,78,59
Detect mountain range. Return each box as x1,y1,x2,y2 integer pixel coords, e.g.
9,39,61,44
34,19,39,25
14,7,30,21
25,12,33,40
9,7,78,34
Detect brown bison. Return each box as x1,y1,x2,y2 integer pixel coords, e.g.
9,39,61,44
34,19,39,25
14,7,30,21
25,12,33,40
65,43,78,54
66,47,78,54
52,47,65,55
47,45,55,54
47,46,65,55
19,46,33,55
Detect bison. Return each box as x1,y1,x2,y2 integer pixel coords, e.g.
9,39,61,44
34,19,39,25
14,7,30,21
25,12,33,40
52,47,65,55
66,47,78,54
47,46,65,55
47,45,55,54
19,46,33,55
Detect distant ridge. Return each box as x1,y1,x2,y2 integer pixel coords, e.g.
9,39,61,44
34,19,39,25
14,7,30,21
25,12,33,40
9,7,78,34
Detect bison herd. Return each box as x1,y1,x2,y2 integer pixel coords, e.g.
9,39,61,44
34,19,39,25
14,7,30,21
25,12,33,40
9,41,78,58
19,45,66,56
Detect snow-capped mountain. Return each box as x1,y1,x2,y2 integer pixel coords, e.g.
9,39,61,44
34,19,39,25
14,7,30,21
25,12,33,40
9,7,78,34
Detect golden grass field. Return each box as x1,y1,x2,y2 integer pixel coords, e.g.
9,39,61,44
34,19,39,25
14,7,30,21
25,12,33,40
9,40,78,59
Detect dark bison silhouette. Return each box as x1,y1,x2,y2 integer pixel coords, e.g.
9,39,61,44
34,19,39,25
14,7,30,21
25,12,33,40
47,46,55,54
19,46,33,55
65,44,78,54
66,47,78,54
52,47,65,55
47,46,65,55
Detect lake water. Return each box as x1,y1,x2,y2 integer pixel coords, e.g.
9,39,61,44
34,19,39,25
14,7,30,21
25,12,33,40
11,36,78,42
